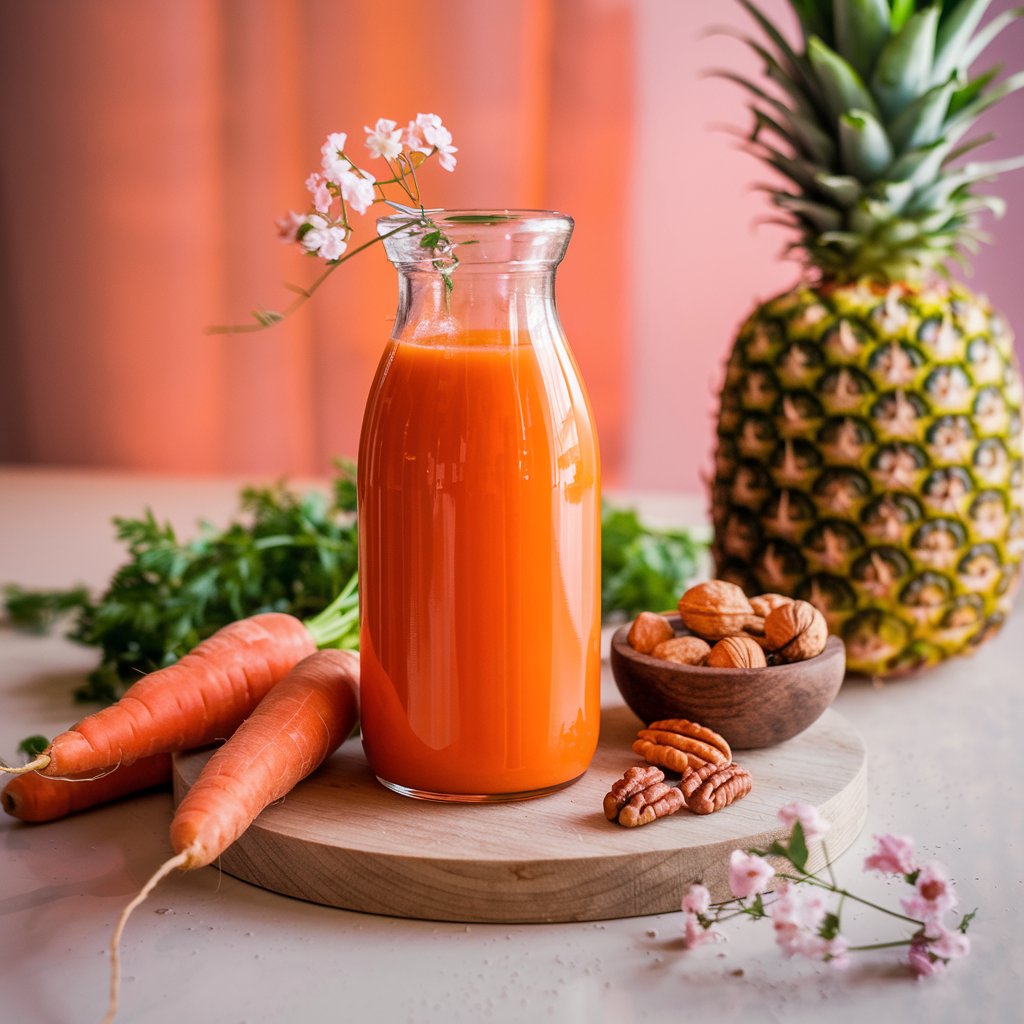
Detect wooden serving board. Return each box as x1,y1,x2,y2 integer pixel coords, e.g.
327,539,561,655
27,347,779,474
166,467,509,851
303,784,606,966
172,704,866,923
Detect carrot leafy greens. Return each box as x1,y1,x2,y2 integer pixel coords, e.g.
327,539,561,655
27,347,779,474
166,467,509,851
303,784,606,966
3,462,706,707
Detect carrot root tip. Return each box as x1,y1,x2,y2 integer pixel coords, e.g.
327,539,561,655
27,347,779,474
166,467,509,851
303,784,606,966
103,849,191,1024
0,753,51,775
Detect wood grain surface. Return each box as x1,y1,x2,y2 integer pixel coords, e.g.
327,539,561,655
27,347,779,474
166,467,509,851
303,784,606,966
173,704,867,923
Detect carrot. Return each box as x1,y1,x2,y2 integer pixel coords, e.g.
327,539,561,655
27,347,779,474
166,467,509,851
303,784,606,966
103,648,360,1024
1,612,317,779
1,754,172,823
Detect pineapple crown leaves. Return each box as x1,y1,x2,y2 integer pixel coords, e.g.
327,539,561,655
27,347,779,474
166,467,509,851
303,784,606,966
717,0,1024,282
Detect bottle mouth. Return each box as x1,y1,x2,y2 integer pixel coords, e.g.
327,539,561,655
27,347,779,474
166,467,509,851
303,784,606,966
377,209,573,270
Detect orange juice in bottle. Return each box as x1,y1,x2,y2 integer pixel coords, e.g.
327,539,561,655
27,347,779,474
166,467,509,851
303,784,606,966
358,211,600,801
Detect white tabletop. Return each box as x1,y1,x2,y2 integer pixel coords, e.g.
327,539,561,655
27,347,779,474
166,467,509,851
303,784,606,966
1,466,1020,1023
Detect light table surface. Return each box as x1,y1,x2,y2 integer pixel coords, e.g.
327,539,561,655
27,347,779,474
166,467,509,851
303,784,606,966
0,467,1021,1023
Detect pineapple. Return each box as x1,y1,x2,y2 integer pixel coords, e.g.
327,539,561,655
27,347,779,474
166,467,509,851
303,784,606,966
712,0,1024,676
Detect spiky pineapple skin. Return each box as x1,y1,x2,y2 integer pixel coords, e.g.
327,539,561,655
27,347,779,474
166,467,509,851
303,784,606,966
712,277,1024,676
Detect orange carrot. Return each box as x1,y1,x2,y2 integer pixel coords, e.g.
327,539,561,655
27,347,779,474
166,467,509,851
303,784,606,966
103,649,359,1024
2,612,317,779
1,754,172,822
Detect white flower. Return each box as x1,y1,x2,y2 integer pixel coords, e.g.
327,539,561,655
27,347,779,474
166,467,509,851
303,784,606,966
321,131,350,180
300,215,348,261
337,167,376,215
364,117,403,161
402,118,426,153
418,114,457,171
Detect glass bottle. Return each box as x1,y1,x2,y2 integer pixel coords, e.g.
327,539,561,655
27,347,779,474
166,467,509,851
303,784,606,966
357,210,601,801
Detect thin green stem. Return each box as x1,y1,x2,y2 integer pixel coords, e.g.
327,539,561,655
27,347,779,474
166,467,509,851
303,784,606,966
847,939,916,952
776,872,924,926
206,222,415,335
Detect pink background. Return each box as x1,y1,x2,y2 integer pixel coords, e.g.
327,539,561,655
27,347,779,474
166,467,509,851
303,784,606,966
0,0,1021,494
628,0,1024,493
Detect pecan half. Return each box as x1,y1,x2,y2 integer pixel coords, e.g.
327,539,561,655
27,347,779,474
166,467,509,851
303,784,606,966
679,761,752,815
603,765,685,827
632,718,732,773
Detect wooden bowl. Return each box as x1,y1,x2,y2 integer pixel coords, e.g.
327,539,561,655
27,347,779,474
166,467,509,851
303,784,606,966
610,615,846,749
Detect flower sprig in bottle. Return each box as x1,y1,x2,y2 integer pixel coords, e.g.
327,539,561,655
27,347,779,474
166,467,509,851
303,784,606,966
209,113,457,334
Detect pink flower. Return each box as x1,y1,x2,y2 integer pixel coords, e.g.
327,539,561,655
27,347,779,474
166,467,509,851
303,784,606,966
275,210,305,242
682,912,721,949
902,861,957,923
778,802,830,843
769,883,848,965
909,935,944,978
864,833,917,875
729,850,775,899
364,117,403,161
927,924,971,961
773,882,825,935
681,884,710,915
305,172,332,215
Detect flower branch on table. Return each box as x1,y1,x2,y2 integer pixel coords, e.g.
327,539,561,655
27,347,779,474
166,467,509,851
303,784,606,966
680,802,976,978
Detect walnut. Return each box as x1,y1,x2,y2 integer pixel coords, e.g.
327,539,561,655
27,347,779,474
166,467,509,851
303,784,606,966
603,765,685,827
706,635,768,669
632,719,731,773
651,635,711,665
677,580,759,641
679,760,753,815
764,599,828,662
627,611,675,654
749,592,794,618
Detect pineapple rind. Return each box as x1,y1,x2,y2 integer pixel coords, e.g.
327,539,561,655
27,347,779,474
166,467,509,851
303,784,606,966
713,278,1024,676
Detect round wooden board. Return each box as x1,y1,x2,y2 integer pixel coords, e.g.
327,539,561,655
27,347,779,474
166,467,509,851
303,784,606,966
172,705,866,923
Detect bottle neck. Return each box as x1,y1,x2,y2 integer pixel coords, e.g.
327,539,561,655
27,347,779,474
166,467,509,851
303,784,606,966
392,267,559,342
379,210,573,346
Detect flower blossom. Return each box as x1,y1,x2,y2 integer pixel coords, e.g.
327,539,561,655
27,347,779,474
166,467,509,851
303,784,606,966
300,215,348,261
305,172,332,215
778,802,830,843
402,118,425,152
908,935,943,977
864,833,917,876
425,122,457,171
275,210,305,242
682,912,721,949
336,166,376,215
902,861,957,923
927,924,970,961
364,117,403,161
770,882,848,966
729,850,775,899
321,132,349,178
681,884,711,915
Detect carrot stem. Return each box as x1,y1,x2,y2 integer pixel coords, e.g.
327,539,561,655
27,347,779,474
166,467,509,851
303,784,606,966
304,571,360,648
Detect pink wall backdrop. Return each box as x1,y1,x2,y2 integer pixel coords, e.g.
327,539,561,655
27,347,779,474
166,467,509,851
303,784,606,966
0,0,1022,495
626,0,1024,494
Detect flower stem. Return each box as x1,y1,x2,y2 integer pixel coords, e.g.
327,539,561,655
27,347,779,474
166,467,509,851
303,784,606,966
846,940,915,952
776,872,924,926
206,221,417,335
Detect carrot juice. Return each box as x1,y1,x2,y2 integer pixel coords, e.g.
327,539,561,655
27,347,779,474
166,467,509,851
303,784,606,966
357,322,601,800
